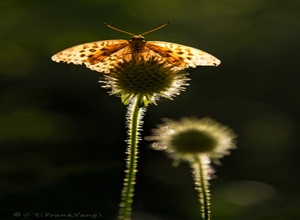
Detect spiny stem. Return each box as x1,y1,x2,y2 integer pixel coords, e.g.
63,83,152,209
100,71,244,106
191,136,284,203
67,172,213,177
118,95,145,220
192,154,211,220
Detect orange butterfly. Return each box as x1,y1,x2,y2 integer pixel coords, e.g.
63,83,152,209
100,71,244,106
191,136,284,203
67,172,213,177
51,22,221,73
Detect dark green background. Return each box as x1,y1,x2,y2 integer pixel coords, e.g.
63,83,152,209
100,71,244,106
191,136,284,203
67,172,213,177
1,1,300,219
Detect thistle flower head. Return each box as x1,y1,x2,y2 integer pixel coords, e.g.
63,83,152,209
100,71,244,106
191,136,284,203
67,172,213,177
100,57,189,106
147,117,237,163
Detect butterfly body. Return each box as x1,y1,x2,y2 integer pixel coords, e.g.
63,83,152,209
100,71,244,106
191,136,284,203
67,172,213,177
52,24,221,73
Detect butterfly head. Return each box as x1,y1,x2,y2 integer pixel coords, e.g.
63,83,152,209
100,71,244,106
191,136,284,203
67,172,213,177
131,35,145,40
104,22,170,53
129,35,146,52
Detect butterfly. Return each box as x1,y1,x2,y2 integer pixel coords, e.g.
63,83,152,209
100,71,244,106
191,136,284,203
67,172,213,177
51,22,221,74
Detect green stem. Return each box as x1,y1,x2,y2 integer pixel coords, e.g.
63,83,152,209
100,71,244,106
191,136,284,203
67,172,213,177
118,95,145,220
192,154,211,220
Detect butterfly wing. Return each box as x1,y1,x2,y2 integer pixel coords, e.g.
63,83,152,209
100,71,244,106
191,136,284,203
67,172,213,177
146,41,221,68
51,40,129,73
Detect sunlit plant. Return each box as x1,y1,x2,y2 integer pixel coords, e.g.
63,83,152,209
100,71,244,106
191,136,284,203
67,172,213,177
146,117,237,220
51,22,220,220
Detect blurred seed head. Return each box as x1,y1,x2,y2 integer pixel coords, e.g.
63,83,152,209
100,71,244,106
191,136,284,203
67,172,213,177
147,117,237,163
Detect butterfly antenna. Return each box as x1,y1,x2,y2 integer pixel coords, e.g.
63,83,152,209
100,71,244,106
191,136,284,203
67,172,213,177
140,22,170,36
104,23,135,36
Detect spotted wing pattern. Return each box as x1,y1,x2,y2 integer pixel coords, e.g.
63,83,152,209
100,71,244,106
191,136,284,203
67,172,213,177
146,41,221,68
51,40,129,73
52,39,220,73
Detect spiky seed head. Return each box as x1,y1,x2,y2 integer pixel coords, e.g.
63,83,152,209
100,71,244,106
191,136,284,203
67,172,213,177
100,57,190,106
146,117,237,163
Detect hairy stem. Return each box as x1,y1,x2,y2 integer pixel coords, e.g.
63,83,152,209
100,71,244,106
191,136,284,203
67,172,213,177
192,155,211,220
118,95,145,220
